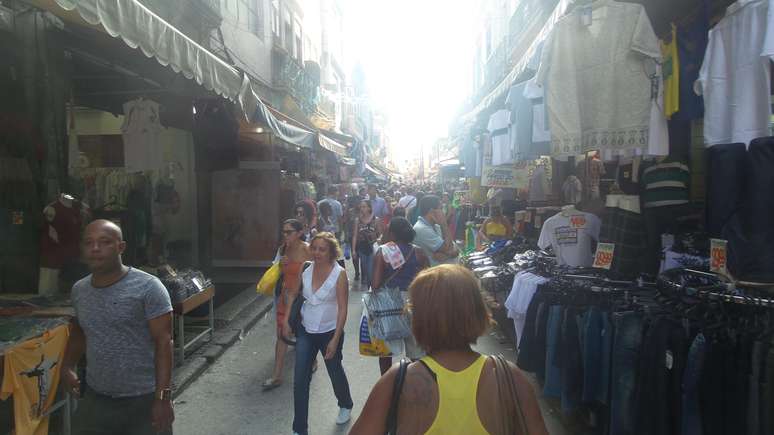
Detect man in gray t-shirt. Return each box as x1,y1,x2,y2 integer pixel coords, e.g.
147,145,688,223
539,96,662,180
62,220,174,435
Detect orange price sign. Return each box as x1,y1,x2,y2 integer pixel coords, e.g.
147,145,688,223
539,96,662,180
593,243,616,270
710,239,728,275
570,215,587,228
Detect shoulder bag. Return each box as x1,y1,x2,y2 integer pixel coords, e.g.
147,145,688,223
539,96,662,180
364,248,415,341
491,354,529,435
385,358,410,435
287,261,313,336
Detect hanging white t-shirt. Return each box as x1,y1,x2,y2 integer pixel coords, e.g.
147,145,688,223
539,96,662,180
528,166,549,202
505,272,549,346
538,210,601,267
488,109,513,166
121,99,164,171
695,0,773,147
536,0,662,158
764,0,774,57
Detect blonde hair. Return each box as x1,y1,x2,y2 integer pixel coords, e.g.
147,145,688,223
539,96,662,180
408,265,492,353
310,232,342,261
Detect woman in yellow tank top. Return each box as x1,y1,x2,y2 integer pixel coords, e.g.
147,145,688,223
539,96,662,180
478,205,513,244
350,265,548,435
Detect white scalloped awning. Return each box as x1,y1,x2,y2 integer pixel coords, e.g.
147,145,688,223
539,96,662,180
50,0,243,100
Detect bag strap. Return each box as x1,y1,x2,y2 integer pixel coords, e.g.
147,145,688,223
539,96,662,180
385,358,410,435
491,354,529,435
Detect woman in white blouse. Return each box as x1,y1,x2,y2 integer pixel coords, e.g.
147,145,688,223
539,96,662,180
284,232,353,435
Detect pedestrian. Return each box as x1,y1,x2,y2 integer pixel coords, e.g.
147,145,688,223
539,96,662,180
351,200,382,288
62,220,174,435
369,184,387,216
263,219,312,391
371,217,430,374
407,191,425,225
350,265,548,435
284,232,354,435
318,186,344,238
397,187,417,211
346,186,364,280
478,205,513,244
391,206,406,219
413,195,459,266
294,201,316,241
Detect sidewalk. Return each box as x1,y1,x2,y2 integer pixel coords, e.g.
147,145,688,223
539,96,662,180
171,285,273,398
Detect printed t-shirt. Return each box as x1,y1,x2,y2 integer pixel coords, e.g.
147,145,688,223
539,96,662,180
121,99,164,171
72,268,172,397
538,211,601,267
1,324,69,435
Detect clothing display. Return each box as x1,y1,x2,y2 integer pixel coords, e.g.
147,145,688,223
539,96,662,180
538,207,601,267
695,0,773,146
641,159,690,209
506,82,550,161
561,175,582,205
121,98,164,172
586,157,606,199
661,23,680,119
1,324,69,435
674,4,709,121
536,0,663,157
39,195,91,269
487,109,513,166
529,166,549,202
505,271,549,347
599,195,648,278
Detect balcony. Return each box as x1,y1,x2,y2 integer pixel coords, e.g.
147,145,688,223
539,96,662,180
272,49,321,116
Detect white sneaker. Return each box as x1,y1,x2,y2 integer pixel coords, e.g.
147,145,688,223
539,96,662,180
335,407,352,425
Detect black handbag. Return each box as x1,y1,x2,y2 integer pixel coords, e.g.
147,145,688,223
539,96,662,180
287,261,313,335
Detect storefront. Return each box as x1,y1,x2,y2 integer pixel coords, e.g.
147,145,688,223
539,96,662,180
462,0,774,432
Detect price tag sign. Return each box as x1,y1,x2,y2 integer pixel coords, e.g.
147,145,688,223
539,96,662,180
570,215,587,228
710,239,728,275
593,243,616,269
192,277,205,291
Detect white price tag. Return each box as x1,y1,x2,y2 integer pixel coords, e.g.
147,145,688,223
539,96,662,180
710,239,728,275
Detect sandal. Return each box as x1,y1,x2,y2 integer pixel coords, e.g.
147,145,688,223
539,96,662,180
261,378,282,391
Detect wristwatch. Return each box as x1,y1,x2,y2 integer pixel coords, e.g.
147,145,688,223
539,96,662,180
156,388,172,401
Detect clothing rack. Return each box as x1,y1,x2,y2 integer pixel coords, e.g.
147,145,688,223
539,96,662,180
660,268,774,308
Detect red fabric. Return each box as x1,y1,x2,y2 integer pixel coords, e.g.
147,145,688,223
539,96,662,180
39,200,88,268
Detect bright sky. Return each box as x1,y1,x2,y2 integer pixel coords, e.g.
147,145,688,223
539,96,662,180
341,0,476,161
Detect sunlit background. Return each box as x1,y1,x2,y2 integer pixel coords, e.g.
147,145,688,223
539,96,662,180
341,0,476,159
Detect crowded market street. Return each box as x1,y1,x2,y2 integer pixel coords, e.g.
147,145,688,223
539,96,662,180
174,265,570,435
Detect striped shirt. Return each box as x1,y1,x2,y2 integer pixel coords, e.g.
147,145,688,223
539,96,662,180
641,161,690,208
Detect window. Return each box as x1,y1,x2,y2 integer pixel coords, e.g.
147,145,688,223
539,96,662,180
271,0,280,38
283,9,293,53
241,0,264,38
294,17,303,61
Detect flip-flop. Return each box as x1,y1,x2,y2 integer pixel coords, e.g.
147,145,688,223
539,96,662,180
261,379,282,391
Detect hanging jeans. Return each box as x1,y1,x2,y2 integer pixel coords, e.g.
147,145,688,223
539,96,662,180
609,311,644,435
292,327,353,435
682,333,707,435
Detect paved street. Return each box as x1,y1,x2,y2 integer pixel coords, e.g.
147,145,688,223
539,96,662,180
174,267,568,435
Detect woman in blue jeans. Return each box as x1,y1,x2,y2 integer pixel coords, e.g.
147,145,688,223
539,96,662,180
283,232,353,435
351,200,382,288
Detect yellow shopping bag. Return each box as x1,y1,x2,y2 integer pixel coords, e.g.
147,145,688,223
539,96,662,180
358,302,393,357
256,262,281,295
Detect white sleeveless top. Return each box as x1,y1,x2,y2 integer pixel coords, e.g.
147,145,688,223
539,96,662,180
301,262,344,333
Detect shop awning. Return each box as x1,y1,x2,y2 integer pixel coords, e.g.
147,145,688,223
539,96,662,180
461,0,572,123
248,95,316,149
318,133,350,157
43,0,244,101
365,163,388,181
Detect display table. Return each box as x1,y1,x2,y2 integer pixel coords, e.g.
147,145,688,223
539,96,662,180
172,286,215,365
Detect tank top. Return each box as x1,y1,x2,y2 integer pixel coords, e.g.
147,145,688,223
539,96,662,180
381,243,421,291
420,355,491,435
357,218,377,253
281,261,304,291
484,220,507,238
